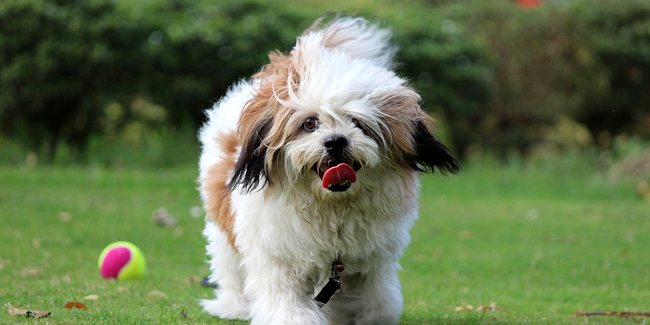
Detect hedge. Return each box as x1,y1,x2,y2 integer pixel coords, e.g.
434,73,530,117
1,0,648,163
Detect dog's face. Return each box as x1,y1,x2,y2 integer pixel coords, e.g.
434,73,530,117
228,19,459,195
283,107,379,192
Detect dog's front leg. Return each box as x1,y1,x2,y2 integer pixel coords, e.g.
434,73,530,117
326,262,403,325
242,249,328,325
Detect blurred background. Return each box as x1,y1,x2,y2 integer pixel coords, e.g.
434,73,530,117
1,0,649,184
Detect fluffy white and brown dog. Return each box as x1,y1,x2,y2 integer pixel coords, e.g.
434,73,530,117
198,16,459,325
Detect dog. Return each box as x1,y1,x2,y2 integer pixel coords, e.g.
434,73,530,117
198,16,459,325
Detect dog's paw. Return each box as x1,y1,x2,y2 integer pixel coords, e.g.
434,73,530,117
250,314,329,325
200,297,249,320
249,305,329,325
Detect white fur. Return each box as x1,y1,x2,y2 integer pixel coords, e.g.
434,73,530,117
201,223,249,320
198,81,253,200
199,17,423,325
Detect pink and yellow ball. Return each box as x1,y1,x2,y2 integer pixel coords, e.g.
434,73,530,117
98,241,146,280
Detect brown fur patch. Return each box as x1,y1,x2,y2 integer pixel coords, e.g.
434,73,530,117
236,50,301,185
377,88,432,163
203,131,239,250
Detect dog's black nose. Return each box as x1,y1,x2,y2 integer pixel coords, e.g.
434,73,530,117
324,134,348,156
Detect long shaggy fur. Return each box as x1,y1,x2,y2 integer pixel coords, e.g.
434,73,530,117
198,16,459,325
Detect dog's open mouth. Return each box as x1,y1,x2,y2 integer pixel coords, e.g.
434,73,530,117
312,160,361,192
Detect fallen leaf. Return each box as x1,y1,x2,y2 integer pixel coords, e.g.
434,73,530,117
7,303,51,318
118,286,130,292
82,294,99,301
454,304,474,312
7,304,25,316
29,310,51,318
574,311,650,318
32,238,41,249
146,290,168,299
476,302,507,312
456,303,507,312
63,302,88,310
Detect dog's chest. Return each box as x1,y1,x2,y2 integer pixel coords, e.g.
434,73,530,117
232,173,419,273
295,190,416,266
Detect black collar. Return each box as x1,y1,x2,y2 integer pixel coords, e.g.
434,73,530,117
315,260,345,306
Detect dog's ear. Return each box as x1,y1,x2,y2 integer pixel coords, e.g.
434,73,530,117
228,114,273,193
379,87,460,175
229,50,298,193
407,120,460,174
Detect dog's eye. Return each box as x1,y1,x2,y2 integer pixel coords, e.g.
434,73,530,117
302,117,318,132
351,118,364,131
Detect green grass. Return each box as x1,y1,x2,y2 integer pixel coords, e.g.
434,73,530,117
1,162,648,324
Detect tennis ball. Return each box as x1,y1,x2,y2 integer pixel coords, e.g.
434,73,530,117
98,241,146,280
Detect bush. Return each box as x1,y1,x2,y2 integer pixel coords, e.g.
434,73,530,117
0,0,124,158
438,0,650,157
577,0,650,140
0,0,307,163
395,15,492,156
1,0,649,165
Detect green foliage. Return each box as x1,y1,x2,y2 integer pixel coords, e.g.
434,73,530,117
0,0,307,164
434,0,650,157
1,0,120,156
395,15,491,156
576,0,650,139
1,0,649,165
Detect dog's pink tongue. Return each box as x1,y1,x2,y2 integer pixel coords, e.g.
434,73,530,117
322,163,356,189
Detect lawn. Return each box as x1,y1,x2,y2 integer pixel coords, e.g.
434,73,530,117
1,161,648,324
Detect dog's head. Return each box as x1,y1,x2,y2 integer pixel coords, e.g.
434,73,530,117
228,17,459,194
